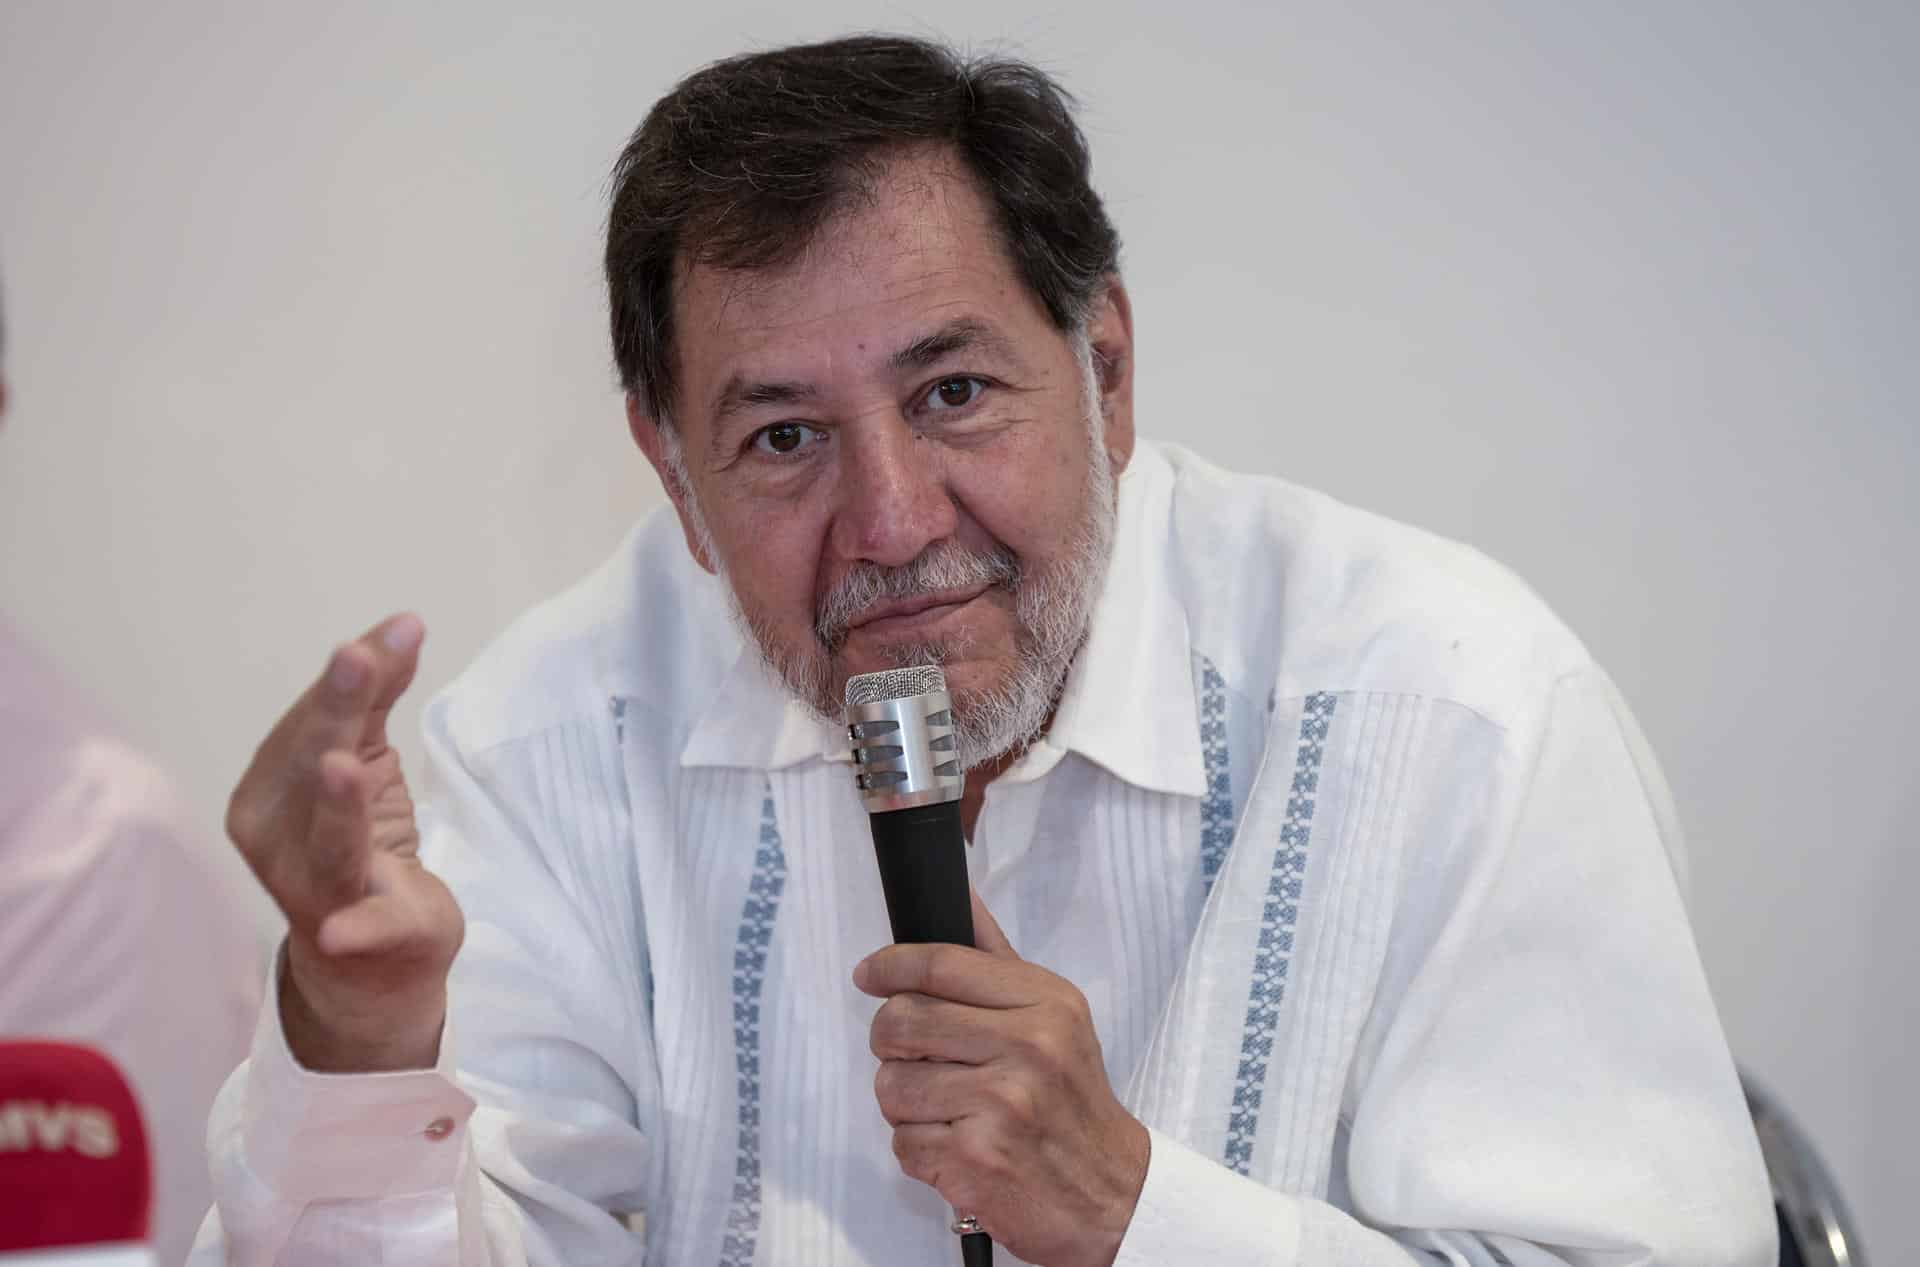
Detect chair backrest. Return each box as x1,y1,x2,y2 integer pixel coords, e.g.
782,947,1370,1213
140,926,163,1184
1742,1075,1869,1267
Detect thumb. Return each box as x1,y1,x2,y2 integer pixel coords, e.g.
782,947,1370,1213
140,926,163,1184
314,851,452,959
969,886,1018,959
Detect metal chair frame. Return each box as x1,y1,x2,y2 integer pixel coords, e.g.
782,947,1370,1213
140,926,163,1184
1743,1076,1869,1267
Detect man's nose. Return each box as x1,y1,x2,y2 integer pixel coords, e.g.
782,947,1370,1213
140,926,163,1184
829,422,958,568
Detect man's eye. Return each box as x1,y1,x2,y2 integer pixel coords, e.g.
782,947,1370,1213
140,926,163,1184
752,422,821,456
924,377,986,411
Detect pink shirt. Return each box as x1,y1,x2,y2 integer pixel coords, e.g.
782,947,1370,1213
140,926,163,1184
1,620,263,1267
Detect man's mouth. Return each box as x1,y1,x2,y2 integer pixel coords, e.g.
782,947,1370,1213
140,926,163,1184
844,585,992,638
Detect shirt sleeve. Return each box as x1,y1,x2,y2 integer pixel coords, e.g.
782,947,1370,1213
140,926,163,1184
193,701,656,1266
193,953,501,1266
1116,668,1776,1267
1120,1129,1438,1266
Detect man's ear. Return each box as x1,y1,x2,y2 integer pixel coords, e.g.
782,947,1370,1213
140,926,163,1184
626,392,718,575
1085,277,1136,476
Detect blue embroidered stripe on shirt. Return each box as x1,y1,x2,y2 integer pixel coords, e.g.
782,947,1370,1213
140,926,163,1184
1223,692,1337,1176
718,791,789,1267
1197,657,1235,896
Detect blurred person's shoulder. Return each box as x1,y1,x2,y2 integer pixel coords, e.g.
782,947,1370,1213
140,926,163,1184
0,618,264,1006
0,621,264,1265
1156,442,1596,731
0,620,196,854
428,507,743,760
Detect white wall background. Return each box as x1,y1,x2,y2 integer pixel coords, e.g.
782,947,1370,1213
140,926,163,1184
3,1,1913,1260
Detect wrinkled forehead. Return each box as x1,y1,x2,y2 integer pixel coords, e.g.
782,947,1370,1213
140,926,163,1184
669,151,1051,417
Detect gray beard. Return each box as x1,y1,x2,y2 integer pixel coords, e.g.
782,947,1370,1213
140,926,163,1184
666,358,1117,770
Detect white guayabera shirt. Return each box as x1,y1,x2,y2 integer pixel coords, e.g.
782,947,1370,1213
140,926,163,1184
192,442,1775,1267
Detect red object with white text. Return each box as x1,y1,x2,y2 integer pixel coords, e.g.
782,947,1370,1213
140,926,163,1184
0,1041,155,1265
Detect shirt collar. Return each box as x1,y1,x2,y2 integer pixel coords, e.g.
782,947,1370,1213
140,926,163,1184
678,442,1204,799
994,442,1204,797
677,641,839,772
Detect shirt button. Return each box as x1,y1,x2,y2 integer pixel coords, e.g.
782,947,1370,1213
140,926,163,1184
423,1116,455,1141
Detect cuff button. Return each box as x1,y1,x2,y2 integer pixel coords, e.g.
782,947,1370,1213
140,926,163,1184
424,1115,455,1141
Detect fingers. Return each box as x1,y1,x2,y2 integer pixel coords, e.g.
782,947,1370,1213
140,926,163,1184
309,613,425,754
356,613,425,751
315,893,404,957
863,946,1104,1087
968,887,1016,958
890,1120,959,1190
851,893,1017,1009
281,848,464,1073
889,1119,1009,1223
229,614,423,842
302,749,374,913
315,851,459,958
869,986,1097,1081
227,612,426,935
869,993,1015,1063
285,612,426,762
875,1059,1041,1130
854,943,1031,1007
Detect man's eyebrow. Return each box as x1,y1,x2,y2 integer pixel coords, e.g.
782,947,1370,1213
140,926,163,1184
713,376,818,423
889,318,1020,372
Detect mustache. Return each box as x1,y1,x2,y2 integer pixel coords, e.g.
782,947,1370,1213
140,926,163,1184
814,541,1021,650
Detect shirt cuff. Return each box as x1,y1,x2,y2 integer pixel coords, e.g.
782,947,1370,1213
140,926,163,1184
239,944,476,1202
1112,1127,1302,1267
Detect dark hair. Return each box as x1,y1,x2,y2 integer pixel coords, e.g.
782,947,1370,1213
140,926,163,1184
605,34,1121,419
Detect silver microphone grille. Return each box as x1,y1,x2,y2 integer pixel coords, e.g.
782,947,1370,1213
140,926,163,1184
843,665,961,811
845,665,948,708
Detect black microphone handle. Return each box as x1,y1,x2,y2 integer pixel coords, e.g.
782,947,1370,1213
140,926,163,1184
868,798,992,1265
870,800,976,947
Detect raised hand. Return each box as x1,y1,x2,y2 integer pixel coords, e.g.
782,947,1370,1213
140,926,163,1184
225,613,462,1072
855,891,1151,1267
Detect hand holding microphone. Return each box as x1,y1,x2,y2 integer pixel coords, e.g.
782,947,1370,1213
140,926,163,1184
846,668,1150,1267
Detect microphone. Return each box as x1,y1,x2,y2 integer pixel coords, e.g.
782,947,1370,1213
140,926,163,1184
0,1041,155,1266
845,665,973,946
845,666,992,1267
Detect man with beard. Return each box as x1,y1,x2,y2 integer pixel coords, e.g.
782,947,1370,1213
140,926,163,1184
195,35,1774,1267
